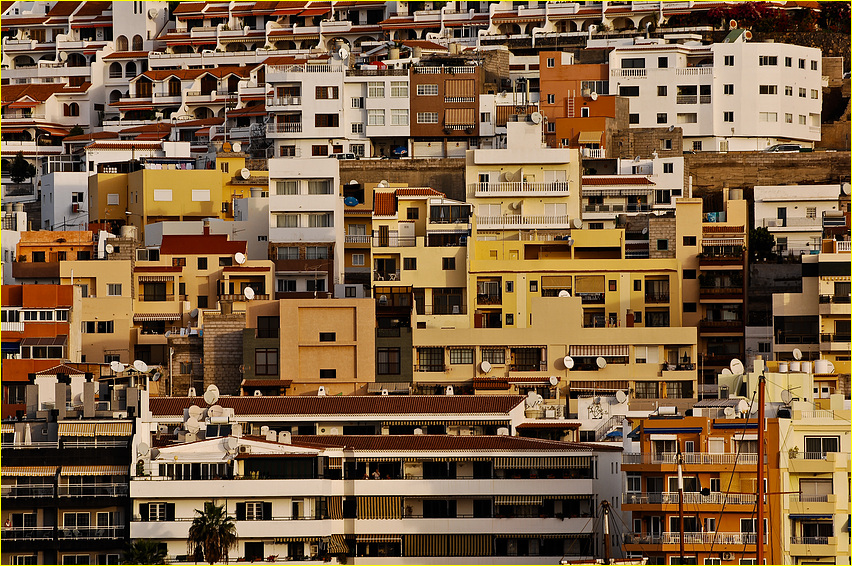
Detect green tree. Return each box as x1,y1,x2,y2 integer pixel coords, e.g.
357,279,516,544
187,501,238,565
122,539,167,565
69,124,84,137
749,226,776,262
9,151,36,184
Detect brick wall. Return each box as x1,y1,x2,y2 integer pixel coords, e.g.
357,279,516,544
167,334,203,396
648,216,677,259
202,312,246,395
610,127,684,160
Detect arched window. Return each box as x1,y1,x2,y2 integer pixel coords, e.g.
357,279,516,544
109,90,122,104
69,103,79,117
132,34,143,51
116,35,128,51
125,61,137,78
109,62,122,78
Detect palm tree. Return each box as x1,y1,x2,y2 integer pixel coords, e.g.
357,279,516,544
187,501,238,565
122,539,167,565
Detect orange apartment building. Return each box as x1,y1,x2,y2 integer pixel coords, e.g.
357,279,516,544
621,409,768,565
9,230,95,283
538,51,628,156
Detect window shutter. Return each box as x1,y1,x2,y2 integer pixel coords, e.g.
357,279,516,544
236,502,246,521
263,502,272,520
166,503,175,521
139,503,149,521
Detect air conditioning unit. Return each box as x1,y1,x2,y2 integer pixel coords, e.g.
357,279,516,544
72,203,80,213
238,445,251,454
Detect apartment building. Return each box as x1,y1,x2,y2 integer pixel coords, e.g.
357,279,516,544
754,185,844,256
2,204,29,284
267,157,342,297
9,230,95,284
608,35,822,151
243,298,376,396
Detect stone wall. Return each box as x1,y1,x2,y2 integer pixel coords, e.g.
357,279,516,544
340,158,467,202
648,216,676,259
167,334,203,396
610,127,684,160
202,312,246,395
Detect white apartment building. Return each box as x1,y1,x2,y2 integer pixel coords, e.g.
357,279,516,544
754,184,843,255
267,157,343,296
608,35,823,151
344,68,412,159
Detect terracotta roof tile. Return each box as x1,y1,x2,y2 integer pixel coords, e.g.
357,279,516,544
373,192,396,216
515,422,582,429
103,51,151,60
291,435,616,452
137,65,255,82
64,131,121,142
148,395,525,417
396,187,444,197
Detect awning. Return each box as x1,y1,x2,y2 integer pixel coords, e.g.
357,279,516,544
137,275,175,282
578,131,603,144
328,534,348,554
358,496,402,520
495,495,543,505
133,313,181,321
58,423,96,436
733,433,758,441
328,496,343,520
60,465,128,476
1,423,13,434
327,457,342,470
649,434,678,441
569,345,629,357
569,380,629,392
38,126,70,136
541,276,572,289
2,342,20,353
9,100,39,108
357,534,402,543
299,8,330,16
494,456,591,469
20,336,67,346
445,107,476,127
1,466,57,477
789,514,834,520
96,422,132,436
403,534,492,558
583,188,654,196
446,79,475,98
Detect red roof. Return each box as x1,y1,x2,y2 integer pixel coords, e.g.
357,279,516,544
291,435,620,452
103,51,150,60
159,234,246,256
582,176,655,186
396,188,444,197
64,131,121,142
223,266,270,273
373,192,396,216
148,395,525,417
85,142,163,150
516,422,583,430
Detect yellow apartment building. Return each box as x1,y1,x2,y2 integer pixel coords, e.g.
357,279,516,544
243,298,376,396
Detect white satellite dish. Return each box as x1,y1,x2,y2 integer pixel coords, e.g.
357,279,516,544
572,218,583,229
338,46,350,60
164,331,172,337
558,290,571,298
105,243,115,254
187,387,196,397
59,51,68,62
480,360,492,373
736,399,749,414
730,359,744,375
133,360,149,373
253,390,262,396
207,384,219,395
110,361,124,373
750,402,759,415
151,372,161,382
723,406,736,418
563,355,574,370
185,417,200,433
549,376,559,387
240,168,250,180
137,442,150,456
318,386,327,396
781,389,793,404
445,385,454,396
596,356,607,369
226,437,239,450
232,423,242,436
147,8,159,19
209,404,224,417
243,287,255,301
234,252,247,265
530,111,542,124
330,427,339,435
188,405,203,419
615,390,628,404
232,142,242,153
827,361,835,373
190,308,199,319
590,91,599,101
525,390,539,407
792,348,802,361
203,389,219,405
721,368,732,375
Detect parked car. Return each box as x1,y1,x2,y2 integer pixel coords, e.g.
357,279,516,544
762,143,802,153
328,153,359,160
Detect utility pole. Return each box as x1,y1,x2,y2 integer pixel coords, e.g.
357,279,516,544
677,441,685,563
757,371,766,565
601,500,611,565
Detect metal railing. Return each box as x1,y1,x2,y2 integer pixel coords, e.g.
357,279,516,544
61,439,128,448
373,270,401,282
414,365,449,372
645,293,670,304
577,292,604,304
677,95,697,104
266,96,302,106
58,483,128,497
372,235,415,247
139,294,175,302
2,526,54,540
789,451,830,460
623,491,756,505
1,484,54,498
821,333,850,343
414,66,476,74
58,525,126,539
791,536,829,545
819,295,851,303
469,182,569,195
267,123,303,134
267,64,344,73
798,410,835,420
622,452,758,465
790,494,830,503
624,531,757,545
1,441,59,449
476,294,502,305
344,235,371,243
476,215,570,227
445,96,475,103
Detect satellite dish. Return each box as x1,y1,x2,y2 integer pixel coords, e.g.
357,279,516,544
227,437,239,450
232,423,242,436
572,218,583,229
253,390,262,396
721,368,733,375
137,442,150,456
318,386,327,396
147,8,159,19
243,287,255,301
344,196,359,207
164,331,172,337
641,227,648,235
190,308,199,319
209,404,224,418
133,360,149,373
549,376,559,387
105,243,114,254
338,46,350,60
730,359,744,375
381,388,389,396
185,417,200,433
188,405,203,419
615,390,628,404
234,252,247,265
480,360,492,373
781,389,793,404
525,390,539,407
723,406,736,418
668,124,675,132
110,361,124,372
530,111,543,124
207,384,219,394
232,141,242,153
59,51,68,61
590,92,598,101
750,402,759,415
827,361,835,373
204,389,219,405
445,385,454,396
558,290,571,298
596,356,607,369
729,19,738,29
330,427,340,435
736,399,749,414
151,372,161,382
563,356,574,370
792,348,802,361
240,168,251,180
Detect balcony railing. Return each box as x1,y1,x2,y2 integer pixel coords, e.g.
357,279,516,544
623,452,758,465
819,295,851,303
414,365,448,372
1,484,54,497
372,235,415,247
645,293,670,304
821,333,850,343
267,123,303,134
791,536,829,545
266,96,302,106
1,321,25,332
623,491,756,505
2,526,54,540
789,451,832,460
373,270,401,282
790,494,830,503
582,148,606,158
58,483,128,497
700,286,742,296
469,182,569,195
139,294,175,302
344,235,371,243
611,68,647,78
58,525,126,539
624,531,757,545
476,294,502,305
577,292,604,304
475,215,570,227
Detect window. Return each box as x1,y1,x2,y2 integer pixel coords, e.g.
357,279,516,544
391,108,408,126
417,112,439,124
785,85,793,96
306,246,328,259
246,501,269,521
351,97,364,108
546,57,555,68
682,236,697,247
306,279,326,292
480,112,491,123
344,286,357,298
546,94,555,104
107,284,122,296
530,280,538,293
315,86,339,99
798,58,806,69
621,58,645,68
277,247,299,260
724,55,734,66
658,56,668,68
197,296,208,308
805,207,817,218
351,254,365,266
629,114,639,124
142,502,174,522
759,112,777,122
661,163,674,175
656,239,669,251
390,81,408,97
811,89,819,99
506,281,514,293
377,348,400,375
683,302,697,313
785,56,792,67
307,179,332,195
417,84,439,96
450,348,474,364
72,192,84,203
804,436,839,457
315,114,339,127
320,369,336,379
608,280,617,292
255,349,278,376
278,279,296,292
312,145,329,156
619,86,640,97
351,122,364,134
180,362,193,374
811,60,818,71
581,106,590,117
759,85,777,95
657,85,667,96
319,332,336,342
799,87,807,98
799,114,807,125
13,556,37,565
367,109,384,126
657,113,667,124
367,82,385,98
307,213,333,227
759,55,777,66
677,113,697,124
785,113,793,123
723,111,734,122
634,280,642,291
351,144,365,157
257,316,279,339
482,348,505,364
627,473,641,492
442,257,455,270
403,258,417,270
704,559,721,565
505,313,514,325
62,556,90,565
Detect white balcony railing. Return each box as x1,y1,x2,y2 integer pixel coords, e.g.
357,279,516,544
836,240,851,252
623,452,758,465
625,531,757,545
582,148,605,158
469,182,569,195
623,491,756,505
611,68,646,78
267,123,303,134
1,321,25,332
345,234,371,243
475,215,570,227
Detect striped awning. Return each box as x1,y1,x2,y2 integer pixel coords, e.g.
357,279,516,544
569,380,629,392
58,423,96,436
96,422,132,436
328,496,343,520
445,79,475,98
133,313,181,321
355,456,401,463
445,107,476,127
1,466,57,477
327,457,342,469
578,131,603,144
494,456,591,469
60,465,128,476
582,188,654,196
569,345,629,357
1,423,13,434
357,534,402,543
703,238,744,246
328,534,348,555
404,534,492,557
541,276,572,289
137,275,175,282
495,495,543,505
357,496,402,520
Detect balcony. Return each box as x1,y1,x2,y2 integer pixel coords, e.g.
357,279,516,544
622,452,758,467
644,293,669,304
344,234,371,244
699,319,744,333
788,493,836,516
581,148,606,158
819,295,850,304
372,235,415,248
790,537,836,556
468,181,569,197
274,259,332,274
820,333,850,348
623,491,756,506
700,286,743,299
2,526,54,540
577,292,604,304
11,261,60,279
610,68,647,78
476,293,502,306
414,365,448,373
1,321,25,332
820,296,851,315
266,96,302,107
624,531,757,547
373,270,401,282
475,215,570,229
266,123,303,134
139,294,175,302
699,254,744,267
58,525,126,539
677,95,697,104
1,484,54,498
219,293,271,301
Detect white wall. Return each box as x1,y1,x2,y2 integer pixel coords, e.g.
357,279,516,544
40,171,90,231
